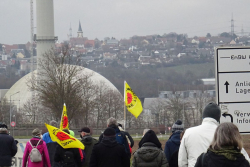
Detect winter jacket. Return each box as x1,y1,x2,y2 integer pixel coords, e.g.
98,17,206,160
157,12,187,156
81,135,98,167
42,132,60,167
99,125,130,157
194,149,250,167
43,132,53,144
178,118,250,167
118,126,134,147
89,136,130,167
22,137,51,167
169,150,178,167
131,142,168,167
164,131,181,162
0,132,17,166
54,145,82,167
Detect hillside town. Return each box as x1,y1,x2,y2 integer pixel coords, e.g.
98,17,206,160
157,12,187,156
1,22,250,79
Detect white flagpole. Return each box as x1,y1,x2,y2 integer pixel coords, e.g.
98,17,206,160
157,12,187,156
124,81,126,131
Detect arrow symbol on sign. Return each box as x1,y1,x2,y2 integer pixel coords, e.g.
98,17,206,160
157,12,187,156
222,113,233,123
224,81,229,93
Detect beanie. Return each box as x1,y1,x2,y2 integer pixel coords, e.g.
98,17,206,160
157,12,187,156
32,128,42,137
172,120,184,132
103,127,116,137
69,130,75,137
202,102,221,122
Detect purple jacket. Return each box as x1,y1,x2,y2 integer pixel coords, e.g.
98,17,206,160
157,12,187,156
22,137,51,167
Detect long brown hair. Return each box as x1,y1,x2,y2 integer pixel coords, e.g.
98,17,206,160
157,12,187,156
210,122,243,150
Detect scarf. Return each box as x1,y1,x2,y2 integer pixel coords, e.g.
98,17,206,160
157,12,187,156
209,146,242,160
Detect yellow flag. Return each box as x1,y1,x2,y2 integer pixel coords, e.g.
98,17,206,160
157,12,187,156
45,123,85,150
60,103,69,130
125,82,143,118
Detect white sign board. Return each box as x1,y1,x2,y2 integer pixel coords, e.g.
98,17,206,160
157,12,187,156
215,47,250,133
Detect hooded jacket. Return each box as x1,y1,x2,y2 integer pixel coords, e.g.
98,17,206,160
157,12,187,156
178,118,250,167
194,149,250,167
0,129,17,166
164,131,181,162
132,142,168,167
89,136,130,167
22,137,51,167
81,135,98,167
132,130,168,167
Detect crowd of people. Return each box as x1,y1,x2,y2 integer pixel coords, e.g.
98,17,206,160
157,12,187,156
0,102,249,167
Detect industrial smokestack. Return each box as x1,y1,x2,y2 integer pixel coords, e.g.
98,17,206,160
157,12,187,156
36,0,56,71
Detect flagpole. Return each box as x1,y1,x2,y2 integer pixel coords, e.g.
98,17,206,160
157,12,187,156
124,81,126,131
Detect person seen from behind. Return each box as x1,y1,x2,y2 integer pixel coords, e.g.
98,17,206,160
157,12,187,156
22,128,51,167
99,117,131,158
42,120,59,167
131,130,168,167
79,127,97,167
164,119,184,163
89,127,130,167
169,130,185,167
194,122,250,167
0,124,17,167
54,129,82,167
178,102,250,167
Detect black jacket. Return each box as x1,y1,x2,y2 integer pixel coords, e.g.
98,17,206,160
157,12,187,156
0,132,17,166
89,136,130,167
81,135,98,167
47,142,61,167
54,145,82,167
194,150,250,167
99,125,130,156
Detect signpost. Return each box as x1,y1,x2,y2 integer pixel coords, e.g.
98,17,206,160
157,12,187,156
11,121,16,127
10,121,15,137
215,47,250,133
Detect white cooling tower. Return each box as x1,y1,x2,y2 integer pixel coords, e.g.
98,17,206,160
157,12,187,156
36,0,56,70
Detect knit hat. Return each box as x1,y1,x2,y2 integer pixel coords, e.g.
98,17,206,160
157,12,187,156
69,130,75,137
32,128,42,137
172,120,184,132
78,127,90,133
0,124,8,133
103,127,116,137
202,102,221,122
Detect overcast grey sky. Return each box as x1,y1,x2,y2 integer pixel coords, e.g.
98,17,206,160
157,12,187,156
1,0,250,44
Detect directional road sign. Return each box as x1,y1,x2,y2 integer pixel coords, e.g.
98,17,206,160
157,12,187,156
215,47,250,133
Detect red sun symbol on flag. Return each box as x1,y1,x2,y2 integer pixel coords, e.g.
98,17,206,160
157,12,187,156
63,116,68,128
56,132,76,141
127,93,133,104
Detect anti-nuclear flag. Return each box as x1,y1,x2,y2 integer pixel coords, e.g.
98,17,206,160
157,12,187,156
45,123,85,150
60,103,69,130
125,82,143,118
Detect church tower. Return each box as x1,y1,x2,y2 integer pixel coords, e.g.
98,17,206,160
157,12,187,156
69,23,72,39
77,21,83,38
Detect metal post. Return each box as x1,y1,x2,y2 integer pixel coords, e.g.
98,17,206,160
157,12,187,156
9,91,19,130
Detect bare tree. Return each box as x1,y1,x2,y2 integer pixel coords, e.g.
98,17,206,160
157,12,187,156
28,46,94,122
166,95,184,124
0,98,10,124
20,97,52,124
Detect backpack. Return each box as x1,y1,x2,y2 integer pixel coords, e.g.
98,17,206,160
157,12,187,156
116,131,130,154
29,139,42,162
